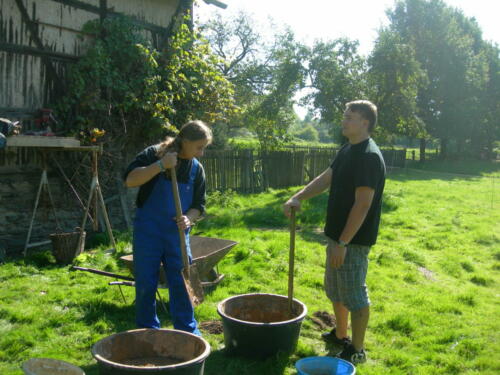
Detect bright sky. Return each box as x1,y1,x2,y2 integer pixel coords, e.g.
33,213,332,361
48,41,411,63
196,0,499,56
195,0,499,118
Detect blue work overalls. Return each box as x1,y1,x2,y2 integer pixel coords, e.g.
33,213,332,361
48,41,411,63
133,158,200,336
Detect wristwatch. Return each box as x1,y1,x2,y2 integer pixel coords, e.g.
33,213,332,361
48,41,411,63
338,239,348,247
157,159,166,173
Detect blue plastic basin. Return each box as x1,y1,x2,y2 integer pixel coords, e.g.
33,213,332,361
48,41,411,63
295,356,356,375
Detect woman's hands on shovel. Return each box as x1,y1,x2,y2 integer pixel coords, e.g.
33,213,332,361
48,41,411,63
174,215,193,230
173,209,201,230
160,152,178,170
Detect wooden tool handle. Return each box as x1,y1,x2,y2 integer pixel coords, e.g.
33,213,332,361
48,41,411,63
72,266,134,281
288,207,296,315
170,168,190,277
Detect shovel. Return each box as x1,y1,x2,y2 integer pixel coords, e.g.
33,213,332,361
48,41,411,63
288,206,296,317
170,167,204,306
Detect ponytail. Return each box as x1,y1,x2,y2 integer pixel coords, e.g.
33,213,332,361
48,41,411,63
156,120,212,159
156,136,182,158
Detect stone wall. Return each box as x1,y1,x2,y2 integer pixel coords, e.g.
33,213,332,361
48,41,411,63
0,147,137,256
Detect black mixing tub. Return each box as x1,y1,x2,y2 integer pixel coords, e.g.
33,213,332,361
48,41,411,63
217,293,307,358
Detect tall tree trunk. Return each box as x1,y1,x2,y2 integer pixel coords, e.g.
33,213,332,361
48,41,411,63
457,138,465,159
419,138,426,162
471,137,483,160
440,138,448,160
486,140,494,160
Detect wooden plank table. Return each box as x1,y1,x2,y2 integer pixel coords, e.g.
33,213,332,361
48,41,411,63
6,135,81,148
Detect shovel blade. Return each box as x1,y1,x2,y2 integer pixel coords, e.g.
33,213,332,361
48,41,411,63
183,264,204,307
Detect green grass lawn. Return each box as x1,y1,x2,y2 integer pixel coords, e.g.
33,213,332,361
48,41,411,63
1,168,499,374
404,159,500,177
227,137,337,149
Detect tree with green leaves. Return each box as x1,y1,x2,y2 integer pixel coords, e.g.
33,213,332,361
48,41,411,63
295,123,319,142
306,38,368,143
201,13,307,149
471,42,500,158
242,29,308,149
292,111,333,144
161,22,238,131
368,29,427,145
56,16,236,152
385,0,495,159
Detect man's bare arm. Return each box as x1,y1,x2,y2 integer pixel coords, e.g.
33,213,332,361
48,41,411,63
283,167,332,217
329,186,375,269
338,186,375,244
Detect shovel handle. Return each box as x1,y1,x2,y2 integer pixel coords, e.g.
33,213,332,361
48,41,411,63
170,167,190,277
288,207,296,315
71,266,134,281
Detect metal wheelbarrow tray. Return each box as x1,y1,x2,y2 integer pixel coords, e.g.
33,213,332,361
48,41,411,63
120,235,237,288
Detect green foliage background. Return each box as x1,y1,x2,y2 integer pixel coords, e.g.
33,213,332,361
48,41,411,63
56,16,237,150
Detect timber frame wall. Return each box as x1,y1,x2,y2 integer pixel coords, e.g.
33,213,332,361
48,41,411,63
0,0,192,254
0,0,192,122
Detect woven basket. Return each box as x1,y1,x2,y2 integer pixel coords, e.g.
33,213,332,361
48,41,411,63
50,230,85,264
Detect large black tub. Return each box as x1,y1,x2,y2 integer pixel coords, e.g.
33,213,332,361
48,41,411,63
217,293,307,357
91,329,210,375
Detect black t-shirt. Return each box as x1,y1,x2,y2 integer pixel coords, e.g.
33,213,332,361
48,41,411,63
123,145,206,213
324,138,386,246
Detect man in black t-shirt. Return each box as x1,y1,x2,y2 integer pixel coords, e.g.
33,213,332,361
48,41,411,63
284,100,385,365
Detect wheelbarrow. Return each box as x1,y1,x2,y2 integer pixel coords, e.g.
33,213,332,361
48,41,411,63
73,235,237,292
72,235,237,314
119,235,237,289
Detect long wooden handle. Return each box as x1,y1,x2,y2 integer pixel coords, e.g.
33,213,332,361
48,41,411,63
170,168,190,277
288,207,296,315
72,266,135,281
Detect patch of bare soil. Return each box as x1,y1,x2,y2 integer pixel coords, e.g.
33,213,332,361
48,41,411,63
199,320,223,334
418,266,436,280
309,311,336,330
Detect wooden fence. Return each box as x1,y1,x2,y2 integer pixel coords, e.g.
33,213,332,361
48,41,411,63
200,147,406,192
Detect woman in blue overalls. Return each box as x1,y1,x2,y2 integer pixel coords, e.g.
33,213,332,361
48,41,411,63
124,120,212,336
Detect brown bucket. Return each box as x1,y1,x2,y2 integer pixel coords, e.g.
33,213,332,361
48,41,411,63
50,231,85,265
92,328,210,375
